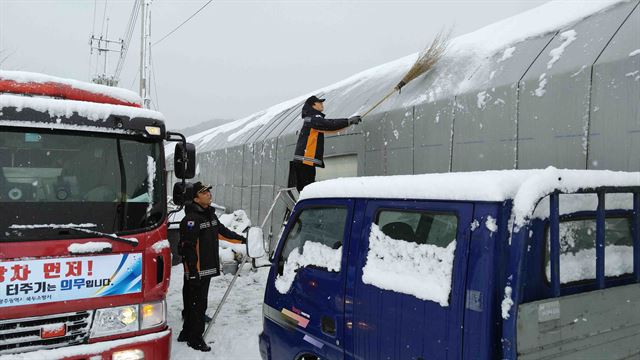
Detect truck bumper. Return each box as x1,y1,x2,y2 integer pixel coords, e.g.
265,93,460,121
4,329,171,360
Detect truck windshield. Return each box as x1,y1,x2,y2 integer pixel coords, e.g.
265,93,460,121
0,129,164,241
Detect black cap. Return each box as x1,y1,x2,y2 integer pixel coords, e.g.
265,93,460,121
304,95,325,107
192,181,212,197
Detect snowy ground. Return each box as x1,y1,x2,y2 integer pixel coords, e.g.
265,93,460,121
168,264,269,359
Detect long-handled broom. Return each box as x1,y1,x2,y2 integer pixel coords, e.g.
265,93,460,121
361,29,451,118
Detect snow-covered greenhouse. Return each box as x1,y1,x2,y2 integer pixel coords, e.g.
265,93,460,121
167,0,640,247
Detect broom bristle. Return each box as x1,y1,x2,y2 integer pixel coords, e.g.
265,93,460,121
396,29,451,90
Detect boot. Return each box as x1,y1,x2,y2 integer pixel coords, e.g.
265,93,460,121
177,331,188,342
187,337,211,352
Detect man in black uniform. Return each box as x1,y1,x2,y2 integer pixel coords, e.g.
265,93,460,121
177,182,246,352
289,95,362,192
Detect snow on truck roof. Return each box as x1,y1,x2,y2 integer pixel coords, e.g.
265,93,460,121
0,70,142,106
0,93,164,122
0,71,164,125
299,167,640,226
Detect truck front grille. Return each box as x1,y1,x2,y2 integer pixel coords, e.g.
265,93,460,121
0,311,92,355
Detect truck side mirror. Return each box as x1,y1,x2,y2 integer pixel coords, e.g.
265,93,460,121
246,227,266,259
172,182,193,206
174,143,196,179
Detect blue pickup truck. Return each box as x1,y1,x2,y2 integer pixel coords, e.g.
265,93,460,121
255,168,640,360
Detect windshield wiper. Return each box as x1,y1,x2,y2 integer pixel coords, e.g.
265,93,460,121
8,224,138,246
65,226,139,247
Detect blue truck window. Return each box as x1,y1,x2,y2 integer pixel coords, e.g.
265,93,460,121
544,217,633,284
377,210,457,248
277,206,347,274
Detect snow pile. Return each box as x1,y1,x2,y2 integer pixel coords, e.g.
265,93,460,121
67,241,111,254
0,70,142,105
502,286,514,319
362,224,456,307
0,94,164,122
275,241,342,294
219,210,251,236
546,245,633,283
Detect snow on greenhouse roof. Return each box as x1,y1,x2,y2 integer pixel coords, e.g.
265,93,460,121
299,167,640,226
168,0,626,155
0,70,142,106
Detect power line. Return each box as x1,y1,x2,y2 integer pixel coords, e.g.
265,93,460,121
100,0,108,36
152,0,213,47
114,0,141,80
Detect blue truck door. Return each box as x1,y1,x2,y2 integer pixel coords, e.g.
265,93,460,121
262,199,354,360
346,199,473,360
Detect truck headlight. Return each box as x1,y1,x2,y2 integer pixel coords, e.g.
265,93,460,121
141,300,165,329
91,305,139,338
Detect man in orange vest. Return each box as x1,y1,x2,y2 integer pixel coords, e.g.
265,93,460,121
289,95,361,191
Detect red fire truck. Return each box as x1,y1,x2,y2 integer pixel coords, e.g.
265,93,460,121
0,71,194,359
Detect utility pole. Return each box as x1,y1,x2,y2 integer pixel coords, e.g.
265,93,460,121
89,18,124,87
140,0,152,109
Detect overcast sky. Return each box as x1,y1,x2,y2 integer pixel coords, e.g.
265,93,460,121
0,0,548,129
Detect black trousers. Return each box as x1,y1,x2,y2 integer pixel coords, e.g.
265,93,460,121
181,275,211,341
288,161,316,192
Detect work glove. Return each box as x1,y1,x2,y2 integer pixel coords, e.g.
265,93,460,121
348,116,362,125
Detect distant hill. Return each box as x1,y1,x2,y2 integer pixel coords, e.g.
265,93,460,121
170,118,233,138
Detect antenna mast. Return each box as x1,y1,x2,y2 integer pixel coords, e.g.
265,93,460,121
140,0,152,109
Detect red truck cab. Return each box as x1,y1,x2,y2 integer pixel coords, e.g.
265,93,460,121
0,71,188,359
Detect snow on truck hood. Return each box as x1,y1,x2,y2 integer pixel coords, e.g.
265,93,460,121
299,167,640,226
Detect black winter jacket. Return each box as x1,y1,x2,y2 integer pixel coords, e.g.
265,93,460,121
179,203,245,279
293,106,349,168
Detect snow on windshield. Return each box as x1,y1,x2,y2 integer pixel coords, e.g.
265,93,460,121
275,241,341,294
362,224,456,307
146,156,156,214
